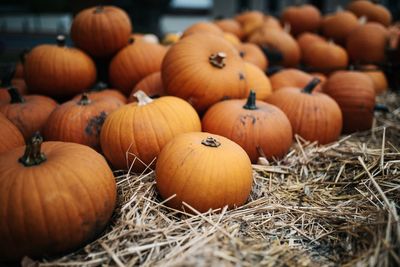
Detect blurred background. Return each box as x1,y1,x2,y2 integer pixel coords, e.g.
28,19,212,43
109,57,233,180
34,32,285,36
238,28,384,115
0,0,399,63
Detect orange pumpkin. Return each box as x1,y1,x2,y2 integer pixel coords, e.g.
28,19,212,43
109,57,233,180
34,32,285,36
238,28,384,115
321,11,359,44
162,33,247,113
363,65,388,94
281,4,322,36
235,11,264,37
109,38,167,96
71,5,132,57
156,132,253,212
266,78,343,144
236,42,268,71
72,82,127,104
297,32,326,54
100,91,201,172
214,18,244,39
182,21,223,38
223,32,241,46
24,35,96,99
270,69,323,92
244,62,272,100
323,71,375,133
0,88,57,140
347,0,392,26
202,91,292,162
129,72,164,102
0,113,24,154
0,133,116,261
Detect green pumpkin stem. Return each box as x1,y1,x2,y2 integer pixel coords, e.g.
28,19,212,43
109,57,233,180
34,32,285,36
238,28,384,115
201,137,221,148
19,132,47,167
302,78,321,94
78,93,91,105
209,52,226,68
8,87,25,103
56,35,66,47
243,90,258,110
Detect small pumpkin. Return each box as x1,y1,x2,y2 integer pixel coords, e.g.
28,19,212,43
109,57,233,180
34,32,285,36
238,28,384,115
202,91,292,162
71,5,132,57
321,11,359,44
270,69,323,92
234,11,264,37
24,35,96,99
281,4,322,36
156,132,253,213
0,133,116,261
362,65,388,94
162,33,247,113
0,88,57,140
0,113,24,154
100,91,201,172
109,37,167,96
43,93,122,151
266,78,343,144
129,72,164,102
323,71,376,133
236,42,268,71
347,0,392,27
72,82,127,104
223,32,241,46
182,21,224,38
243,62,272,100
214,18,244,39
297,32,326,54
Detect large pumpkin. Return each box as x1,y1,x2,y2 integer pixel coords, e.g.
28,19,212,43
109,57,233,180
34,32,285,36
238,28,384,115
323,71,375,133
266,78,343,144
0,88,57,140
109,38,167,96
156,132,253,213
100,91,201,172
43,93,123,151
0,113,24,154
162,33,247,113
202,91,292,163
0,133,116,262
71,5,132,57
281,4,322,36
24,35,96,99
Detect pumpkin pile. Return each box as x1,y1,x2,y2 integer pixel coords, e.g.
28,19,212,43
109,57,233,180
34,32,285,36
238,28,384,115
0,1,396,264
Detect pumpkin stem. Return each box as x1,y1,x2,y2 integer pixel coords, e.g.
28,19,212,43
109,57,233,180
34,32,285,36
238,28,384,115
128,37,135,44
358,16,367,25
243,90,258,110
8,87,25,103
56,35,66,47
302,78,321,94
201,137,221,148
209,52,226,68
78,93,91,105
283,22,291,34
133,90,153,106
94,5,104,13
19,132,47,167
239,51,245,57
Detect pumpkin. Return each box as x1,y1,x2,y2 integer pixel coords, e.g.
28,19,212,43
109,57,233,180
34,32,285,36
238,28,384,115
347,0,392,27
243,62,272,100
162,33,247,113
270,69,323,92
235,11,264,37
266,78,343,144
43,93,122,151
223,32,241,46
71,5,132,57
323,71,376,133
182,21,224,38
202,91,292,162
155,132,253,213
214,18,244,39
296,32,326,54
0,88,57,140
100,91,201,172
346,22,388,64
24,35,96,99
72,82,127,104
0,133,116,261
281,4,322,36
248,27,301,67
321,11,359,44
236,42,268,71
129,72,164,102
362,65,388,94
109,37,167,96
0,113,24,154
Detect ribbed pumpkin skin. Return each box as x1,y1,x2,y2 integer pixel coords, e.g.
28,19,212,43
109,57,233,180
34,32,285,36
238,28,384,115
0,95,58,140
236,43,268,71
202,99,292,162
43,95,123,151
24,44,96,99
156,132,253,213
0,141,116,262
100,96,201,171
109,40,167,96
266,88,343,145
129,72,164,102
281,4,322,36
162,33,247,113
302,41,348,71
0,113,24,154
321,11,359,44
71,5,132,57
323,71,375,134
270,69,323,92
244,63,272,100
346,23,388,64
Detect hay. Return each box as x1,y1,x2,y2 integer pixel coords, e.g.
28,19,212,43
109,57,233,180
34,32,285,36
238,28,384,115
33,93,399,267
